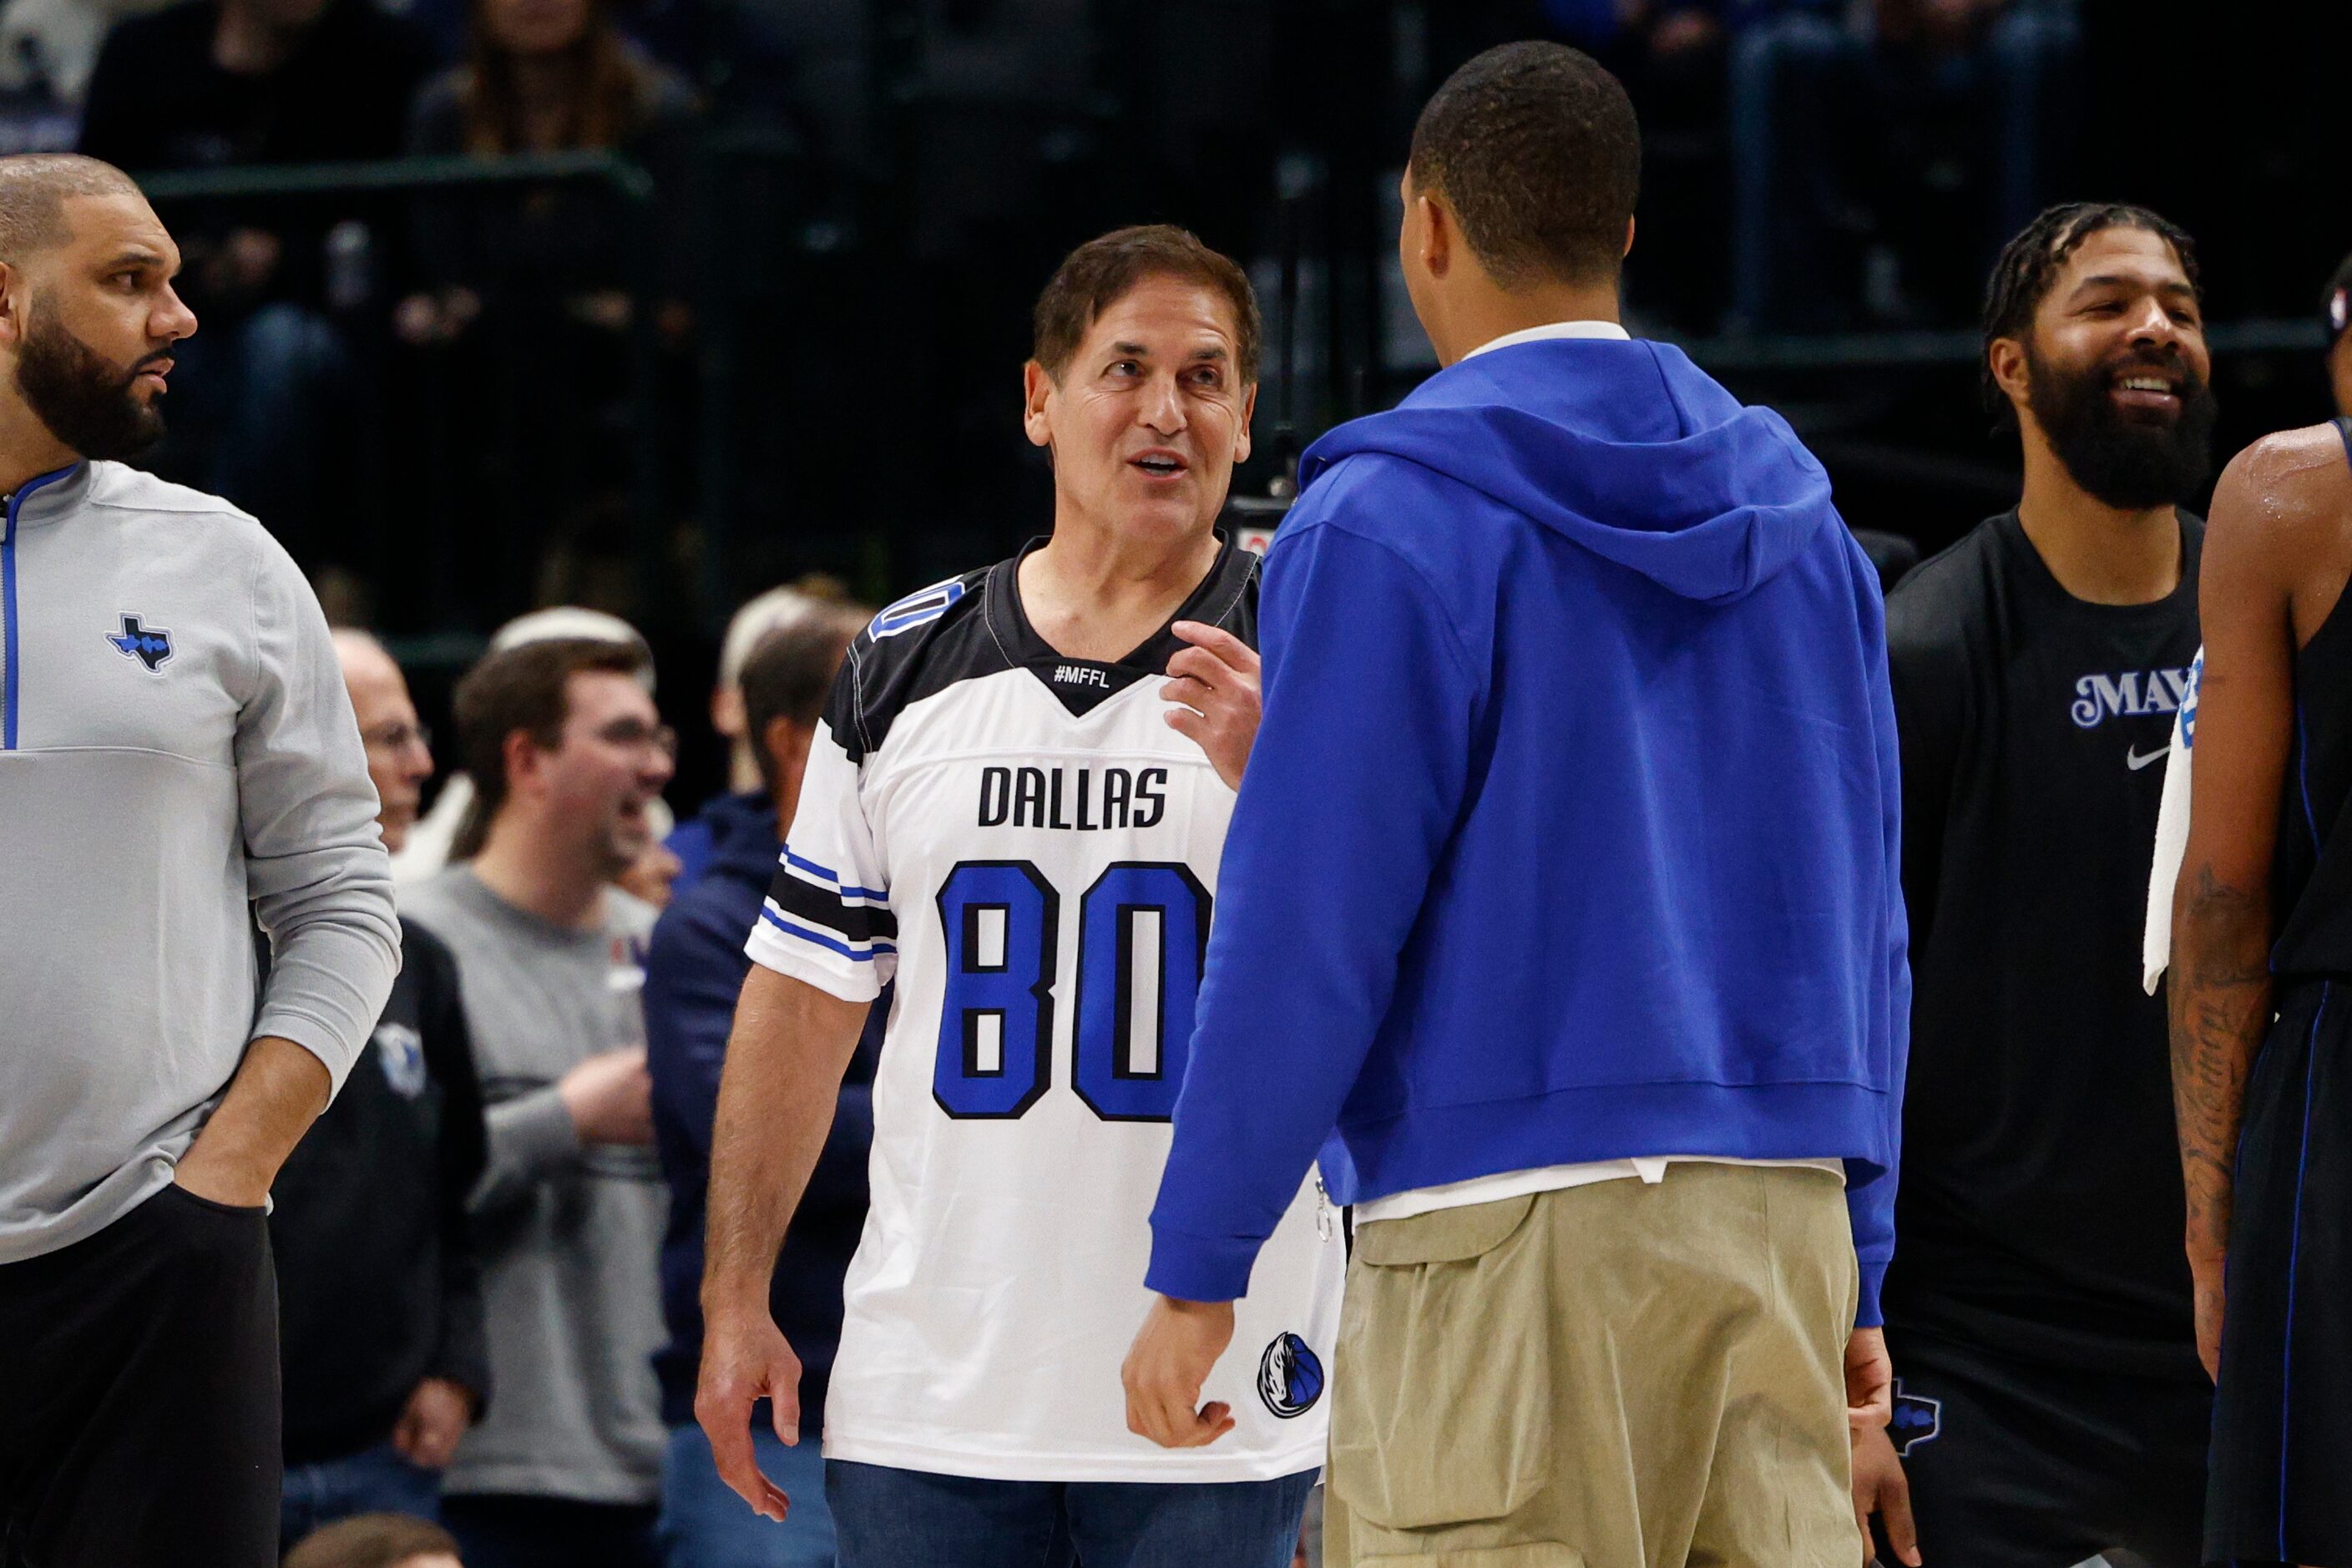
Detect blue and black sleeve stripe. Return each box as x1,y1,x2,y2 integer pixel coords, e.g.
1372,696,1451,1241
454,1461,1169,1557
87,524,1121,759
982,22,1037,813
759,847,897,964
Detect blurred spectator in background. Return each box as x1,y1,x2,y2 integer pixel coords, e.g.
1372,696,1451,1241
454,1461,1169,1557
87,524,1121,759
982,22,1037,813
2324,250,2352,419
665,577,850,898
397,0,696,609
77,0,428,175
646,609,873,1568
406,637,675,1568
75,0,432,549
277,632,493,1543
0,0,167,143
1729,0,2076,329
286,1512,468,1568
1540,0,1740,329
396,605,667,883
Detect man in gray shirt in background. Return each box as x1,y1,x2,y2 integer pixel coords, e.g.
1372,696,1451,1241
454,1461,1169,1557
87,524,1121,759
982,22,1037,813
0,156,401,1567
405,635,676,1568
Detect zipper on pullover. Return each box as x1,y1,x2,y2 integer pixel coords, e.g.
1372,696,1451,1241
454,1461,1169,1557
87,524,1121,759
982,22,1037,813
3,465,87,751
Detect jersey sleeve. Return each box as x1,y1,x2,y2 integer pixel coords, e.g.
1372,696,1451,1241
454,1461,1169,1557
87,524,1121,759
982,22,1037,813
744,713,897,1002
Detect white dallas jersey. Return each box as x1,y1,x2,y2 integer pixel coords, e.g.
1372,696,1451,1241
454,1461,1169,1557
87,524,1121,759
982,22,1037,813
745,540,1342,1484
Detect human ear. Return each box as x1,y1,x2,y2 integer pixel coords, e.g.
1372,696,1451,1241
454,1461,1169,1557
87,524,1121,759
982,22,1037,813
1418,195,1452,281
502,728,547,800
1022,359,1055,449
0,263,26,351
1987,336,2032,411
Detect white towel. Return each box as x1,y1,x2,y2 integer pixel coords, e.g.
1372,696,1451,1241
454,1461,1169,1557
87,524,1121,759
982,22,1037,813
2142,645,2202,994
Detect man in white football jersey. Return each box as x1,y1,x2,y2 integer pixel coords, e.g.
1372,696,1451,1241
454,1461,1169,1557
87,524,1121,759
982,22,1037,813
694,225,1343,1566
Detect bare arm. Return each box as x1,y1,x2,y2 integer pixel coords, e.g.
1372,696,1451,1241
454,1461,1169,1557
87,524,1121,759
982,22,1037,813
175,1035,333,1208
2170,440,2309,1377
695,963,869,1520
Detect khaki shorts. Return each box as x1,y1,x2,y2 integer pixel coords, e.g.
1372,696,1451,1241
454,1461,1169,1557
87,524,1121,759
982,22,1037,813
1325,1163,1859,1568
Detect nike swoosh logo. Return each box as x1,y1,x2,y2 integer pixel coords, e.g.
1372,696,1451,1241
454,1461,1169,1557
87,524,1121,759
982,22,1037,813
2127,745,2171,771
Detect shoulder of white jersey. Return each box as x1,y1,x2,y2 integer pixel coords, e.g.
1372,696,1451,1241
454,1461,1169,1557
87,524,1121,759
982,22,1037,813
823,540,1261,764
827,562,1009,764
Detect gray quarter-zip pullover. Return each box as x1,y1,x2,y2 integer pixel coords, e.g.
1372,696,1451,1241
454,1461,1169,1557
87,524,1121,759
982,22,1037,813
0,460,401,1264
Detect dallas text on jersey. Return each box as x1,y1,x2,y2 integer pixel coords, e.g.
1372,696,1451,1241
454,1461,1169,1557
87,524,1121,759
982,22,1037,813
977,766,1169,832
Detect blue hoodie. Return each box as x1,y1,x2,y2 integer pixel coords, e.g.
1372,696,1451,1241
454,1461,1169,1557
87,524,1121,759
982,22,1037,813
1146,335,1910,1323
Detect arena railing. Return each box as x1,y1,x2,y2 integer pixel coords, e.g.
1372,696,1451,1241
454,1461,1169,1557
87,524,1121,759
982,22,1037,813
132,152,668,635
1672,319,2324,373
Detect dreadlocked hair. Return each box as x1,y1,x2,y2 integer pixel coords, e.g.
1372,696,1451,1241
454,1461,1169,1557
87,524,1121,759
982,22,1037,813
1980,202,2201,427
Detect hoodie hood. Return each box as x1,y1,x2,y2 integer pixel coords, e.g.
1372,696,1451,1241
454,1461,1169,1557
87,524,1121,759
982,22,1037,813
1301,336,1836,604
693,788,783,884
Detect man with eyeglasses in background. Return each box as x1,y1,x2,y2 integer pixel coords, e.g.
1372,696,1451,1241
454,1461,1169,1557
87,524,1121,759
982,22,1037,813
403,636,680,1568
273,630,491,1541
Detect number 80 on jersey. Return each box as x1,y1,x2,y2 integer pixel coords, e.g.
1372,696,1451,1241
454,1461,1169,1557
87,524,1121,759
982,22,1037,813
932,860,1211,1124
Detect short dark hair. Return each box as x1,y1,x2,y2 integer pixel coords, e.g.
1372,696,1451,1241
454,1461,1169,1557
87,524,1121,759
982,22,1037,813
741,609,863,795
451,636,650,857
1032,225,1262,386
284,1512,460,1568
0,154,141,264
1407,42,1641,289
1980,202,2202,423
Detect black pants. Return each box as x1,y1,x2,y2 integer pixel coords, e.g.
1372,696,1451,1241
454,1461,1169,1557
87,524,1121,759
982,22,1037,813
1878,1328,2209,1568
2210,978,2352,1568
0,1183,281,1568
443,1495,659,1568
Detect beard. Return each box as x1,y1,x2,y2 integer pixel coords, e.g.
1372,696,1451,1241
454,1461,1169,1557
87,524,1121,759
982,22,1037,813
2025,339,2218,512
13,310,168,461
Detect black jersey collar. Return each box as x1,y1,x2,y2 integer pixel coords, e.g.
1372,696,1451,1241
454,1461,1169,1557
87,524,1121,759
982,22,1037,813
985,533,1252,716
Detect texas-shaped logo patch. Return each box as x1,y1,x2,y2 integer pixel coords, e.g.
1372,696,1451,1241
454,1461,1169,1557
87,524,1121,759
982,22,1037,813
1889,1379,1941,1456
106,613,172,672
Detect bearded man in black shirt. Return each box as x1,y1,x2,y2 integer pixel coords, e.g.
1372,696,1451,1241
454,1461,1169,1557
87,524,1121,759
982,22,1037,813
1859,204,2217,1568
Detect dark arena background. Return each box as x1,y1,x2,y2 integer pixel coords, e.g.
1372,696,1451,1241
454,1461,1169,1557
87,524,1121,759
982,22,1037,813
2,0,2322,807
0,3,2339,1560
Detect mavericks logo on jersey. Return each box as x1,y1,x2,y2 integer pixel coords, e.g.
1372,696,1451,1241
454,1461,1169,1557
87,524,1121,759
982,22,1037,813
2071,665,2194,729
372,1022,427,1099
1257,1333,1325,1419
2179,649,2203,751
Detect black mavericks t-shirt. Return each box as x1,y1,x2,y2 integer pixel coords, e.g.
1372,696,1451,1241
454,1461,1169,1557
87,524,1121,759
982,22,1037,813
1883,508,2203,1380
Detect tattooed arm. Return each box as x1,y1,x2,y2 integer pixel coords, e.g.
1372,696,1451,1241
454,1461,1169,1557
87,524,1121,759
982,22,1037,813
2169,432,2345,1380
2169,866,2274,1382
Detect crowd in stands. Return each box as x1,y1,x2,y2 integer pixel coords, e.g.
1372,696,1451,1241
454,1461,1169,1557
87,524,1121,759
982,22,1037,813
1526,0,2078,331
0,0,2122,636
275,585,891,1568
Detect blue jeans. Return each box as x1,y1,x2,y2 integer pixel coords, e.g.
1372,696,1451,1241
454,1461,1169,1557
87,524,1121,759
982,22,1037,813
659,1423,838,1567
826,1459,1316,1568
281,1439,443,1548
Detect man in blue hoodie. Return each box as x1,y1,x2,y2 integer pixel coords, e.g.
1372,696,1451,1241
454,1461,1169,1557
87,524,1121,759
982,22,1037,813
1122,42,1909,1567
645,607,877,1568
